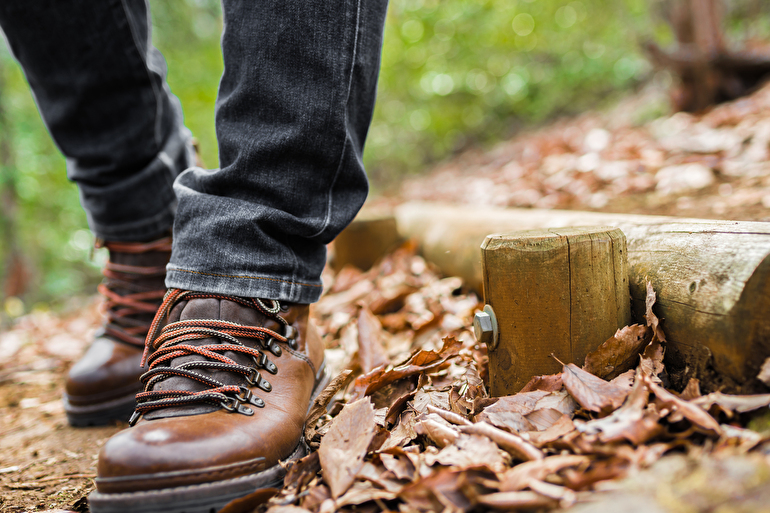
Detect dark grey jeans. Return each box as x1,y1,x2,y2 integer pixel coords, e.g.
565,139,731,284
0,0,387,304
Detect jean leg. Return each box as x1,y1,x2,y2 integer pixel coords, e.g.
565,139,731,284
0,0,193,241
166,0,388,303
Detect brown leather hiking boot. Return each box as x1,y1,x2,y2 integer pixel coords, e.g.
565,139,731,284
63,237,171,427
89,289,329,513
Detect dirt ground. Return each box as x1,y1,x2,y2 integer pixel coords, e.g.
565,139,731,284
0,300,121,512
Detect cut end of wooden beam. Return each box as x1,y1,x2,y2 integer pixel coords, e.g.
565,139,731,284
482,226,631,396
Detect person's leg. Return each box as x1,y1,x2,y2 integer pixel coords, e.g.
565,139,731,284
92,0,388,511
166,0,385,303
0,0,193,425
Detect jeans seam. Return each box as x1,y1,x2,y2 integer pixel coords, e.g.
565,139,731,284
169,268,323,288
119,0,162,149
306,0,362,240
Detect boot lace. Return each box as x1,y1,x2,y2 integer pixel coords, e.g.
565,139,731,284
97,237,172,348
129,289,298,426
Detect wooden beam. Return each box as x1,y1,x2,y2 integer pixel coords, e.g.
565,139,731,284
331,210,403,272
396,202,770,392
482,227,631,395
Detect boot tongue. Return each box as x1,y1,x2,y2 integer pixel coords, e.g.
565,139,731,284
142,296,278,420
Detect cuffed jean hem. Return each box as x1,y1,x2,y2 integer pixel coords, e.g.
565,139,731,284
165,266,324,304
77,125,194,242
88,204,176,242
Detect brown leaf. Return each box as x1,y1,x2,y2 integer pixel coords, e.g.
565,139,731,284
318,397,377,499
282,451,321,492
475,409,535,434
349,336,462,400
582,324,651,379
562,457,631,491
357,307,389,373
525,415,576,446
477,391,550,416
398,468,480,512
533,390,578,417
577,377,662,445
643,374,722,435
645,281,666,343
758,357,770,386
265,507,313,513
498,454,589,492
609,369,636,389
525,408,564,432
300,485,331,512
475,392,558,432
639,337,665,379
716,424,766,452
304,370,355,445
528,480,576,506
457,422,544,461
328,265,365,294
560,363,631,413
477,491,559,510
426,434,508,472
519,374,563,393
692,392,770,416
355,461,403,492
679,378,702,401
426,404,472,426
414,417,460,448
335,480,398,508
379,448,417,481
380,410,418,450
410,390,451,415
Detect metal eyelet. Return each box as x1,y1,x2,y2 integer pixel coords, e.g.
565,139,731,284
236,386,265,408
221,397,255,416
266,337,282,357
254,352,278,375
284,325,299,350
246,368,272,392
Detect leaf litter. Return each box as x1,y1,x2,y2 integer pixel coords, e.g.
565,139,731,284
224,246,770,513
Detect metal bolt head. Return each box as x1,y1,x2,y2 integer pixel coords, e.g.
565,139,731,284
473,304,499,349
473,311,494,345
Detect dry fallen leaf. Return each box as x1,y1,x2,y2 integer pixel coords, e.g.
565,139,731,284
318,397,377,499
758,357,770,386
692,391,770,416
582,324,651,380
304,370,354,445
560,363,631,413
379,448,417,481
426,434,509,472
643,374,723,435
477,491,559,510
525,415,576,446
349,336,462,400
679,378,702,401
645,280,666,343
519,374,564,393
577,376,662,444
357,306,389,373
498,454,589,492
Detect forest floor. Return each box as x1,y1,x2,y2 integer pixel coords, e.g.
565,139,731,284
3,83,770,513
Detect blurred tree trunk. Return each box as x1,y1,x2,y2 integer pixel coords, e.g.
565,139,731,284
0,58,29,303
646,0,770,111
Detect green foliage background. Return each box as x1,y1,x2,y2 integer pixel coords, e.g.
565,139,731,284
0,0,767,313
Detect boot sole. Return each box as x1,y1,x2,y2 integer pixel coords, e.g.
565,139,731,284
63,391,139,427
88,366,331,513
